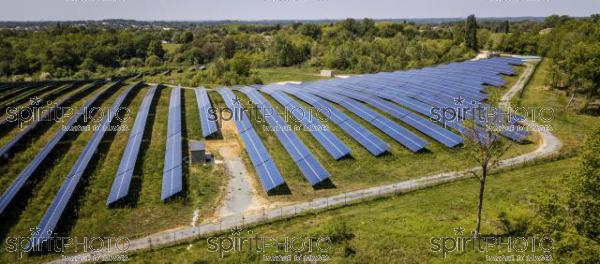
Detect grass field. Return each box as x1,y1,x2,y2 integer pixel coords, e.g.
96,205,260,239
126,157,574,263
143,66,334,88
514,59,600,153
162,43,182,55
254,67,332,84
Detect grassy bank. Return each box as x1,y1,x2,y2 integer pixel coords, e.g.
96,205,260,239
127,156,574,263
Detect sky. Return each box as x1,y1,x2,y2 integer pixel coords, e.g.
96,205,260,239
1,0,599,21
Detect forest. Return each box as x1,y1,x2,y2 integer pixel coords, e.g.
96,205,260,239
0,15,598,102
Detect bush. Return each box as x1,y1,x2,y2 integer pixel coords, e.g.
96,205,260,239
145,55,163,67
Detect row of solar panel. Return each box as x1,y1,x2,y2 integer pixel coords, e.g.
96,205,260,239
303,57,528,142
0,81,105,159
162,87,183,201
273,85,390,156
240,87,331,186
107,85,158,205
29,81,134,250
217,88,286,192
195,88,219,137
263,89,350,160
0,81,119,216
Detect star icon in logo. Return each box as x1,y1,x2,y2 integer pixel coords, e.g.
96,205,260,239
30,96,42,105
232,97,241,106
230,225,243,236
454,226,465,235
454,96,465,105
30,227,41,236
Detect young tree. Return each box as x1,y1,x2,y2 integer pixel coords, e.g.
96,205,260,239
465,15,478,51
464,122,511,237
147,40,165,60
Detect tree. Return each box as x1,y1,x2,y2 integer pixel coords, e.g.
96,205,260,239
179,31,194,43
147,40,165,60
269,35,309,67
464,122,511,237
502,20,510,34
300,24,322,40
465,15,478,51
569,129,600,241
222,37,236,59
531,129,600,262
0,40,13,75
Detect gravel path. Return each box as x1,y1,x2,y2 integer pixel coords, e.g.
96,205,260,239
47,60,561,263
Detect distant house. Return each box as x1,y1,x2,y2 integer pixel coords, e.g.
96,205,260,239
320,70,336,77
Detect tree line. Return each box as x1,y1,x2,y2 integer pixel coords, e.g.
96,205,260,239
0,18,477,84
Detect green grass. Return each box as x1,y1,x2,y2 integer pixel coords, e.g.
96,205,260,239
126,157,574,263
162,43,182,55
254,67,335,84
514,59,600,154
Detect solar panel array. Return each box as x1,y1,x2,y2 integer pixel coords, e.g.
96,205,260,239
29,81,134,250
290,84,430,152
107,85,158,205
216,88,286,192
0,81,103,159
273,85,390,156
311,80,464,147
293,57,528,142
161,87,183,201
0,81,119,216
1,57,531,242
240,87,331,185
195,87,219,137
260,85,350,160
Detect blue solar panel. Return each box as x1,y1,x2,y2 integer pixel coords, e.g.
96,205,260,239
0,81,118,216
240,87,330,185
267,90,350,160
0,81,103,159
278,86,389,156
107,85,157,206
161,87,183,201
195,87,219,137
28,82,133,250
328,87,463,148
217,88,286,192
298,84,428,151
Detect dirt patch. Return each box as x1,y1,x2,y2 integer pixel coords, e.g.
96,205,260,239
202,115,277,221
